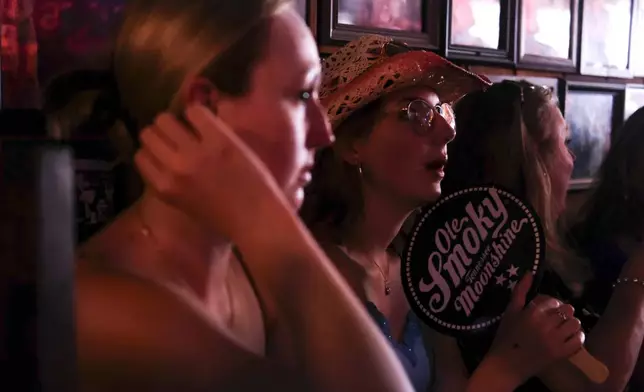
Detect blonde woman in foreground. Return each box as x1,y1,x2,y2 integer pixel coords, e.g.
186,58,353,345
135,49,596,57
75,0,412,390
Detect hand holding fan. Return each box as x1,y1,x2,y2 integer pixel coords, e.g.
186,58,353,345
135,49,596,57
402,186,608,383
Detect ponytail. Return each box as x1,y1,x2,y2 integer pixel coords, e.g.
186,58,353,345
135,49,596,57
43,68,144,211
43,68,139,161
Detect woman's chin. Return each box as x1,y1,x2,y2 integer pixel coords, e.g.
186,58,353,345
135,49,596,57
403,186,442,209
421,183,443,203
292,187,305,210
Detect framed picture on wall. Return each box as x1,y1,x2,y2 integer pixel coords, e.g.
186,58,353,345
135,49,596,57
70,137,118,243
630,0,644,76
74,158,116,243
561,81,625,190
579,0,633,78
517,0,579,72
624,84,644,120
446,0,515,64
319,0,441,50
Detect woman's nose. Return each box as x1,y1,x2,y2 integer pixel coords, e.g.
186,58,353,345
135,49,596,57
431,115,456,145
306,100,334,149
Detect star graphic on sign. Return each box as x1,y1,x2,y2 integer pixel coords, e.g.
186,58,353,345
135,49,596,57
507,264,519,277
495,274,507,286
508,280,517,290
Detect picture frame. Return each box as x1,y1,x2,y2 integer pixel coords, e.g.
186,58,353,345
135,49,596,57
579,0,634,78
318,0,442,50
560,81,625,190
630,0,644,76
74,158,116,243
446,0,515,65
624,84,644,120
517,0,579,72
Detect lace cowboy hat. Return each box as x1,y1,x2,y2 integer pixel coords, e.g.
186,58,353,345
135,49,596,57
320,35,492,129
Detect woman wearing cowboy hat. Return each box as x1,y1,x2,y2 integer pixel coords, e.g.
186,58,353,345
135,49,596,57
301,35,585,392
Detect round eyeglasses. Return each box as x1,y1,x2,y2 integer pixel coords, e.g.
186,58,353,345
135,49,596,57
400,99,455,134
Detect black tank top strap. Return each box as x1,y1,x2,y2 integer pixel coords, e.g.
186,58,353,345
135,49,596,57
232,247,271,337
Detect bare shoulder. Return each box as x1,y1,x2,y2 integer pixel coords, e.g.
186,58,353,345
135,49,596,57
75,264,211,357
76,265,219,388
76,265,302,391
74,213,305,390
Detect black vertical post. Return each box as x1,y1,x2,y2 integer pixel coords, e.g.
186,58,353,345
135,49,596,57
0,110,76,391
35,144,76,392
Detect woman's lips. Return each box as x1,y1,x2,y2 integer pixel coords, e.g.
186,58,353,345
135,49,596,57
297,171,312,186
425,157,447,178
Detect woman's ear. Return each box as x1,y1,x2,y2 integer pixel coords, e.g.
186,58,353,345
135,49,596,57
337,138,365,166
184,77,220,113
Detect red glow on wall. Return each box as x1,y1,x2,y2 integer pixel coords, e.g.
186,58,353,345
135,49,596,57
0,0,125,107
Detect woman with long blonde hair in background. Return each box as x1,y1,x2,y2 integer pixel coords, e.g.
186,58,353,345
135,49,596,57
428,80,631,392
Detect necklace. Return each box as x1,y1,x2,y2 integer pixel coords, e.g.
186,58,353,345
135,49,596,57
339,246,391,296
373,257,392,296
138,207,236,327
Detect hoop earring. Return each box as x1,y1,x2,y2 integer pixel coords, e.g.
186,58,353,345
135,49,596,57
357,163,363,176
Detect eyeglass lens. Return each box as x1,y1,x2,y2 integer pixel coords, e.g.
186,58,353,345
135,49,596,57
405,100,455,130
